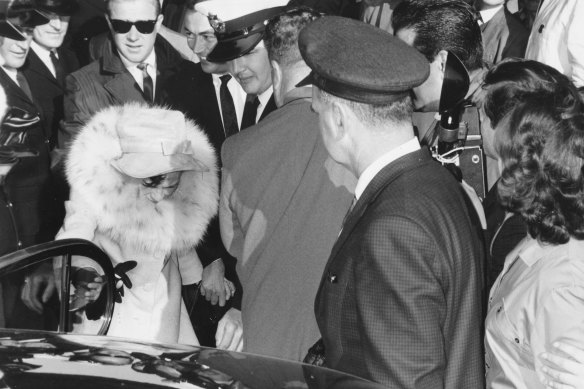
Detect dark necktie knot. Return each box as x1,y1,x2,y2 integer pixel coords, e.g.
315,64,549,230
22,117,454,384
241,95,260,130
220,74,232,85
137,63,154,102
50,50,64,86
219,73,238,138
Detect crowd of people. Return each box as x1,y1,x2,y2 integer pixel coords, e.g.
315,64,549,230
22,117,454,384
1,0,584,388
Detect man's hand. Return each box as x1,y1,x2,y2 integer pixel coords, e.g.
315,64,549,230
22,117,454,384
21,263,56,314
199,259,235,307
70,267,105,311
541,342,584,389
215,308,243,351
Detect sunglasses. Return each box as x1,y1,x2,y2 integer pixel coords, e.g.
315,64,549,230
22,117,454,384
109,19,157,34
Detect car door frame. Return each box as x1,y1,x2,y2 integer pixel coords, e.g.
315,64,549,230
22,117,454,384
0,238,115,335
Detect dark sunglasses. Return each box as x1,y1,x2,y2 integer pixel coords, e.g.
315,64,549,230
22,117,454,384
109,19,157,34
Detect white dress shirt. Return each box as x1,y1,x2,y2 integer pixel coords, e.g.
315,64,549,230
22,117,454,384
355,136,420,200
211,73,247,128
256,87,274,123
31,41,57,78
119,50,158,98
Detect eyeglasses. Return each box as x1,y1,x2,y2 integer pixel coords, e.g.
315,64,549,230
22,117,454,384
109,19,157,34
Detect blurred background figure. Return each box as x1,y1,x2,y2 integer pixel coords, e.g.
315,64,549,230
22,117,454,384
525,0,584,89
484,75,584,387
474,0,528,65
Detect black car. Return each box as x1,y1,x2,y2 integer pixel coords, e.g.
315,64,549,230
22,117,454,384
0,240,385,389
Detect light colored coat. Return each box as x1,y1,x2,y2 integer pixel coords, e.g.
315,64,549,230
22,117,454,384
58,103,218,345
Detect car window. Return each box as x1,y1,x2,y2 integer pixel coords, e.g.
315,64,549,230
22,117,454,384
0,239,114,335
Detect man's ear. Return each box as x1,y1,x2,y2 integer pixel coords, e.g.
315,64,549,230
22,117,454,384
434,50,449,74
270,60,283,107
331,101,348,140
155,14,164,32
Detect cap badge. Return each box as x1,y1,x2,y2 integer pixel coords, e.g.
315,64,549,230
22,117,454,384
208,13,226,34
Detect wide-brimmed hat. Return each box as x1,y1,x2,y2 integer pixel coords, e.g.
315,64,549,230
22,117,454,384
195,0,288,62
34,0,78,17
110,108,209,179
0,0,49,40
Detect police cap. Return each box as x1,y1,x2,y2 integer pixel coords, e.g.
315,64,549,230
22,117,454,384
297,16,430,105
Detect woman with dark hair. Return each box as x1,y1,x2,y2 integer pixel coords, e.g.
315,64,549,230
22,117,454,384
484,95,584,388
481,58,583,290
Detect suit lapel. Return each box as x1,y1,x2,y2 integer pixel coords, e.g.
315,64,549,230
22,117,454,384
24,49,62,89
101,50,146,104
260,94,277,121
0,68,38,112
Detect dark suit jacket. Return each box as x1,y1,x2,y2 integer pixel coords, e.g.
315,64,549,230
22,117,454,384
481,5,529,65
22,47,79,150
61,35,184,149
315,148,485,388
0,68,56,254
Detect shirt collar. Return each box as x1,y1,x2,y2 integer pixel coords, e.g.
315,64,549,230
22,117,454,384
355,137,420,200
1,65,18,83
257,86,272,108
480,5,503,24
282,86,312,105
31,41,54,58
118,49,157,71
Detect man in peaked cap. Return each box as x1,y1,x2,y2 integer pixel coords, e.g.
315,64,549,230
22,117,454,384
195,0,287,129
300,16,485,388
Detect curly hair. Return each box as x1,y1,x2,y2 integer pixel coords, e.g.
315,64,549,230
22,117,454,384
264,7,322,66
497,98,584,245
482,58,582,129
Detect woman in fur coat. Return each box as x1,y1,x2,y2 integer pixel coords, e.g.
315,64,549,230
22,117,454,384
57,103,219,345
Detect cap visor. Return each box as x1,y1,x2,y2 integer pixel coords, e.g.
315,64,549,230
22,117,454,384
296,71,316,88
207,33,263,62
111,153,209,179
0,21,27,40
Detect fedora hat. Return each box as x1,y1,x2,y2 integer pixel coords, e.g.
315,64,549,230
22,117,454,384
0,0,49,40
33,0,78,17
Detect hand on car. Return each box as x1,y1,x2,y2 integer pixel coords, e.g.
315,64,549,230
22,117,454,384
21,262,56,314
215,308,243,352
199,259,235,307
70,267,105,310
541,342,584,389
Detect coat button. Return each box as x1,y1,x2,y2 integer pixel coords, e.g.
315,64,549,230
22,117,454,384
6,202,12,208
327,272,337,284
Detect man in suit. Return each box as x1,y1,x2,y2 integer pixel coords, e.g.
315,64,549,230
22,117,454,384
0,0,62,330
60,0,183,149
22,0,79,150
219,8,356,360
299,16,485,387
476,0,528,65
163,0,246,348
195,0,287,129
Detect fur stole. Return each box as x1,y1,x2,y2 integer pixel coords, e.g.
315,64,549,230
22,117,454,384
66,103,218,256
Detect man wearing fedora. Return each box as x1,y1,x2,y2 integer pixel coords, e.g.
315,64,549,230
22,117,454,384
299,16,485,388
22,0,79,152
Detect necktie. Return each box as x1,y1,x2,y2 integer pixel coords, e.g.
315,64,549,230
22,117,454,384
16,71,33,102
241,95,260,130
219,74,239,137
137,63,154,102
50,50,64,86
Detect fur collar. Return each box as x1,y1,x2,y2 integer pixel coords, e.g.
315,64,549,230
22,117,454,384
66,103,218,256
